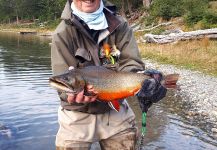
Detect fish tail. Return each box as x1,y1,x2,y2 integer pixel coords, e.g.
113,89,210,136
162,74,179,89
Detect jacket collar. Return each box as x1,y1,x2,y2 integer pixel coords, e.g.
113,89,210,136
61,0,72,20
61,0,121,34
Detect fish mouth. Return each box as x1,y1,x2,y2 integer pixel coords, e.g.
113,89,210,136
49,77,76,94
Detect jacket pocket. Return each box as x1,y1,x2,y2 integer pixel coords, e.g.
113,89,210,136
75,48,91,63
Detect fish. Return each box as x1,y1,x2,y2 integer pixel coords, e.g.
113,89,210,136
49,66,179,111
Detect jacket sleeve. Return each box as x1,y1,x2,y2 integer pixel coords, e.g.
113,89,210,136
115,20,145,72
51,21,77,75
51,22,78,103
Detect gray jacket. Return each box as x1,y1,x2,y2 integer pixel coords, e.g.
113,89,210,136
51,0,145,114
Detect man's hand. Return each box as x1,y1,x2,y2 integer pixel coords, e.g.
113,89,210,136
67,84,98,104
136,69,167,112
66,66,98,104
137,78,167,102
137,69,166,101
143,69,163,83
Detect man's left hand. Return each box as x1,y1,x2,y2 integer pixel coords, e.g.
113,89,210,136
136,69,167,112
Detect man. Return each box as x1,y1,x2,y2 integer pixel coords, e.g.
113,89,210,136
51,0,165,149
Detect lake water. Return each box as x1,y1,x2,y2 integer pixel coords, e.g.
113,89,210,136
0,32,216,150
0,32,58,150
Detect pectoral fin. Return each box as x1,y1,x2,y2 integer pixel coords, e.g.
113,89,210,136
108,100,120,112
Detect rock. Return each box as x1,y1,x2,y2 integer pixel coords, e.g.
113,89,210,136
186,111,199,116
144,28,217,44
143,59,217,123
211,128,217,133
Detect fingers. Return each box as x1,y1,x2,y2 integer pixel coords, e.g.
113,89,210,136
66,89,97,104
67,93,75,103
86,84,98,95
85,94,98,102
86,84,94,91
83,95,97,103
75,90,85,103
66,66,97,103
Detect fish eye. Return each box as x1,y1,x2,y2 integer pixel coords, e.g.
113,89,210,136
62,76,68,81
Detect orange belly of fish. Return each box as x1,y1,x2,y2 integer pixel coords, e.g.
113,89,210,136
97,86,141,102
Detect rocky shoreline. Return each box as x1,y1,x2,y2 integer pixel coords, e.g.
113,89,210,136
143,59,217,122
0,28,53,37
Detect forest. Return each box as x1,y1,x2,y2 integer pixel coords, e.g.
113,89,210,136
0,0,216,29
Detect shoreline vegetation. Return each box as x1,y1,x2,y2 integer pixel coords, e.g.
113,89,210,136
0,24,216,77
138,39,217,77
0,22,56,36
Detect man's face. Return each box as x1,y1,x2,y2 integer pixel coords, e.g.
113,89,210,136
74,0,101,13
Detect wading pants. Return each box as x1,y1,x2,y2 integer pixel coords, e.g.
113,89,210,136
56,103,137,150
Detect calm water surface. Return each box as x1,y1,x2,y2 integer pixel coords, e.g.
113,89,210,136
0,32,216,150
0,32,58,150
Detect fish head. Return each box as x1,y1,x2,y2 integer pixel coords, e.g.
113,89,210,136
49,70,85,94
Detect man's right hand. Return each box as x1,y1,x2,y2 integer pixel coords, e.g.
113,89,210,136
67,66,98,104
66,84,98,104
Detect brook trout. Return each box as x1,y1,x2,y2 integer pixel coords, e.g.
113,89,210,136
49,66,179,111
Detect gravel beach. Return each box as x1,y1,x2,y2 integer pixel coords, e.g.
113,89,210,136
143,59,217,122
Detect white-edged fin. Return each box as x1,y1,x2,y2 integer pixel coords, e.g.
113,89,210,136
108,100,120,112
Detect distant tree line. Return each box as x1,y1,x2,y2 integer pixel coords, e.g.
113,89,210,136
149,0,217,27
0,0,146,24
0,0,216,28
0,0,65,24
111,0,217,28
